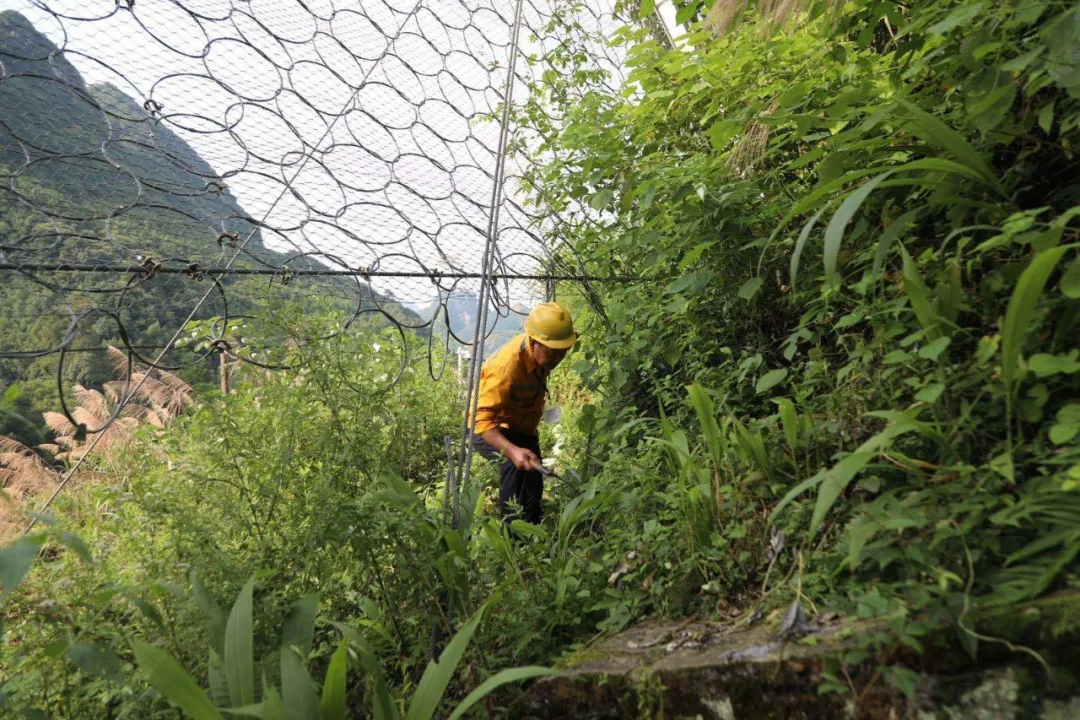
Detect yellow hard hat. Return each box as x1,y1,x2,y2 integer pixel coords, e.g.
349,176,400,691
525,302,576,350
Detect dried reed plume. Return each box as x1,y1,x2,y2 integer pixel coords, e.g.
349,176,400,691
728,101,779,178
1,347,195,536
705,0,820,37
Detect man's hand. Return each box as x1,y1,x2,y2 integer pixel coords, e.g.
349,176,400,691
506,445,543,471
480,428,543,471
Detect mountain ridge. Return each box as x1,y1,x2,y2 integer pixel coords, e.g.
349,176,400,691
0,10,419,441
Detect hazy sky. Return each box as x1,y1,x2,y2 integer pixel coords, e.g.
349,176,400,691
0,0,643,316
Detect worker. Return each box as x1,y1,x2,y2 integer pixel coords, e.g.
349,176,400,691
470,302,576,524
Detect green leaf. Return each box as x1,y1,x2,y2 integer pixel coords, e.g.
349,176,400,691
1044,7,1080,96
66,643,123,682
1049,424,1078,445
966,78,1016,133
639,0,655,18
664,295,690,314
989,452,1015,483
320,640,349,720
666,271,712,295
823,172,892,288
1055,404,1080,425
281,647,320,720
1001,47,1044,72
679,241,715,270
225,578,256,708
887,666,921,700
706,119,741,151
927,1,984,35
131,640,223,720
0,535,45,594
508,520,549,540
56,531,93,564
1002,246,1070,400
738,277,763,300
589,190,613,210
1029,350,1080,377
1038,101,1055,134
901,246,942,339
1061,255,1080,298
811,452,875,537
375,472,422,507
406,604,487,720
835,311,863,330
790,207,827,290
447,667,559,720
124,592,166,630
755,369,788,395
915,383,945,404
282,594,319,659
883,350,913,365
918,337,951,361
847,518,878,570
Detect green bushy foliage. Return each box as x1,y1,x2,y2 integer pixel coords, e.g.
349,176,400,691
5,0,1080,714
519,0,1080,690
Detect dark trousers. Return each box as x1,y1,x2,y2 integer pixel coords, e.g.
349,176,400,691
471,429,543,524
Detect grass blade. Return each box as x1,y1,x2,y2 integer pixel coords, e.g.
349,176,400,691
208,649,230,708
447,667,559,720
191,572,226,656
281,647,320,720
770,469,825,522
897,99,1003,194
892,158,993,186
1060,254,1080,299
406,604,486,720
823,172,893,288
331,623,399,720
872,209,920,280
774,398,798,450
261,685,288,720
687,384,726,468
131,640,223,720
1002,245,1070,403
810,452,874,537
225,578,256,708
320,640,349,720
282,594,319,658
900,246,942,339
790,207,827,290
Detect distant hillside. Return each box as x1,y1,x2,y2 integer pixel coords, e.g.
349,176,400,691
416,294,529,355
0,10,418,442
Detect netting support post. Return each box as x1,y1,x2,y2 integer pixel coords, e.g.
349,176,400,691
450,0,527,531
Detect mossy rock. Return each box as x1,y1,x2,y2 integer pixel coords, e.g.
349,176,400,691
514,593,1080,719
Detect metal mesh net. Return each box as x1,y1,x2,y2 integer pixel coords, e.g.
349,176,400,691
0,0,627,417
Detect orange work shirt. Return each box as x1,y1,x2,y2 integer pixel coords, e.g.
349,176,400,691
471,334,546,436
